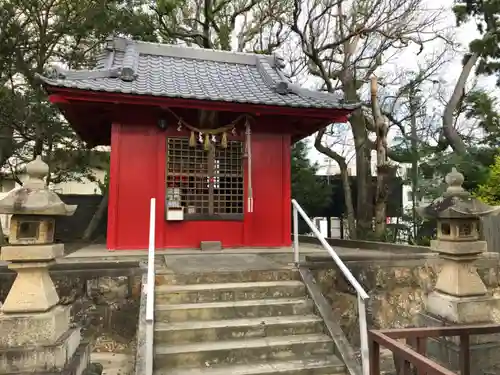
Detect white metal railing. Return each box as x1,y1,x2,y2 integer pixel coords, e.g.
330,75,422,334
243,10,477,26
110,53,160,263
291,199,370,375
145,198,156,375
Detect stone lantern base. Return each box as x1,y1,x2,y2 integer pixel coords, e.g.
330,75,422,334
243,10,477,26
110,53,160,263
0,244,91,374
426,291,497,323
1,244,64,313
0,311,91,374
418,291,500,375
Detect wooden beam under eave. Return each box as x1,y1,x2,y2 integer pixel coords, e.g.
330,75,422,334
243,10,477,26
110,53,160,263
54,101,111,147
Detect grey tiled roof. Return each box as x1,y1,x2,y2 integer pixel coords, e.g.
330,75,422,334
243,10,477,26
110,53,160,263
36,36,359,111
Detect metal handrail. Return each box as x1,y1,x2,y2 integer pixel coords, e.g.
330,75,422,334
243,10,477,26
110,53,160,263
145,198,156,375
291,199,369,375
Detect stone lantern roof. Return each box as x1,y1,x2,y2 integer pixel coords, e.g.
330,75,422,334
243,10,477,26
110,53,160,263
417,168,500,219
0,155,77,216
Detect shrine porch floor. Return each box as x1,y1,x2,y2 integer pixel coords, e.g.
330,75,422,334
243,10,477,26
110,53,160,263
62,242,430,263
54,242,435,275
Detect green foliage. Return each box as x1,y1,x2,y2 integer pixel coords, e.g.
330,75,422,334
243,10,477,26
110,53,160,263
399,208,437,246
464,90,500,147
0,0,158,183
413,87,500,196
445,89,500,192
453,0,500,83
420,150,491,194
0,0,291,186
475,155,500,205
291,140,332,234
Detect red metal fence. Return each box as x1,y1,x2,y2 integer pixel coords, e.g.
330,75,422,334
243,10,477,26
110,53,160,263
369,324,500,375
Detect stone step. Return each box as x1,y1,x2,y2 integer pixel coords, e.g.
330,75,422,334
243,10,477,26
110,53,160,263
154,356,345,375
156,281,306,304
154,315,324,344
154,333,335,369
155,298,314,322
155,269,300,286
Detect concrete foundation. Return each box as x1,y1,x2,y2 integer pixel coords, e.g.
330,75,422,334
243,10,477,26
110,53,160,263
425,291,497,323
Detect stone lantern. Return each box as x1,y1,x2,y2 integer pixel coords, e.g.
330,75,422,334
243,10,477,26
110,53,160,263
0,155,76,313
418,168,500,319
0,156,91,374
417,168,500,374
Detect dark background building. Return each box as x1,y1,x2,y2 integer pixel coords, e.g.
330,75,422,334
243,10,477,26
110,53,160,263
311,175,403,238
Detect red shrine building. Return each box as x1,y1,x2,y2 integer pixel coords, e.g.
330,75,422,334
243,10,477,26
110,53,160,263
36,36,357,250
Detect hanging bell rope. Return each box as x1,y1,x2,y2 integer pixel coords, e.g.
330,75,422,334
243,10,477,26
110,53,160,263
245,118,253,213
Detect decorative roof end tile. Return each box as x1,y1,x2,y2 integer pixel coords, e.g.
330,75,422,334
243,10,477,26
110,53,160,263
119,41,139,82
275,81,290,95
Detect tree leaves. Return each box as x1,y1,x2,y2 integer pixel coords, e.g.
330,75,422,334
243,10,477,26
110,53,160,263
475,155,500,205
454,0,500,84
0,0,159,183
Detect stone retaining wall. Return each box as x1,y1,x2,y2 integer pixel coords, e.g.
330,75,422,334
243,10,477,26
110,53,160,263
312,253,500,346
0,267,142,355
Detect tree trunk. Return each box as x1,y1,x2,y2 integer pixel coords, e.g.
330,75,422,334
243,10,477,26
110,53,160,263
0,222,6,246
82,193,108,242
45,134,54,186
409,88,419,241
442,53,478,156
351,112,373,239
0,107,14,170
371,77,389,240
342,78,372,240
33,122,44,159
340,167,356,239
314,128,357,238
0,115,13,246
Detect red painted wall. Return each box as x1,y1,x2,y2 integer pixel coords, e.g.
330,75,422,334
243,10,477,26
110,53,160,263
107,122,292,250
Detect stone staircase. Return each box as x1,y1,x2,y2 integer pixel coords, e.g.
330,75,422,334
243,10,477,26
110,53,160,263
152,268,347,375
